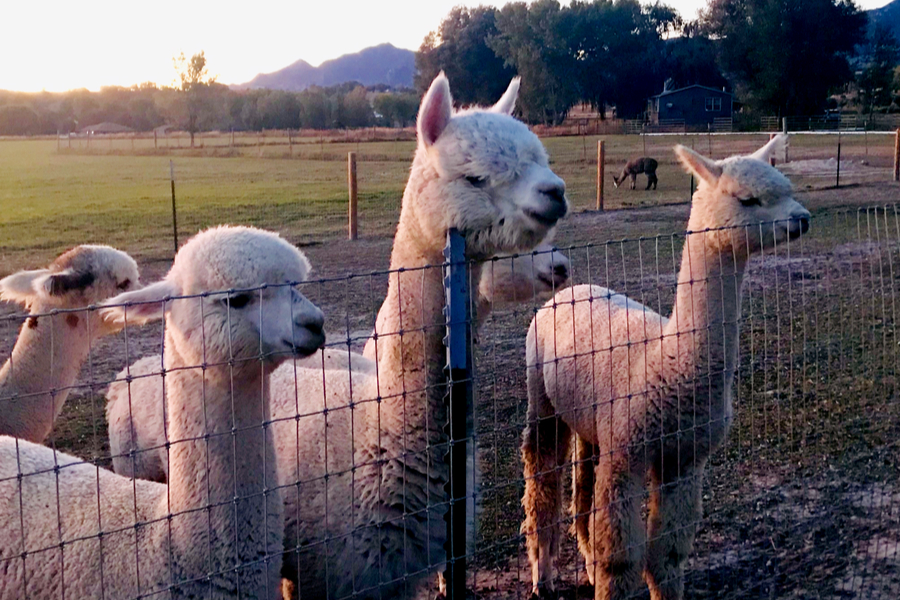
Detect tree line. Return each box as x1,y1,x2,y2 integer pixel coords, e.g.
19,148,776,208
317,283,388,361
0,54,420,137
417,0,887,123
0,0,895,136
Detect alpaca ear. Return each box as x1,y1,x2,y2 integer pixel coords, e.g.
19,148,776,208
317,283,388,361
417,72,453,148
491,77,520,115
35,269,95,298
99,279,180,326
750,134,786,163
674,145,722,187
0,269,49,305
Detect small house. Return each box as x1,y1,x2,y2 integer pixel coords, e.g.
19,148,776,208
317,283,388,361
648,84,733,127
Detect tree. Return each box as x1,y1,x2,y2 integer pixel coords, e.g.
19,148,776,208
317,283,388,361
416,6,516,106
489,0,580,125
858,24,900,117
340,86,374,128
173,51,217,146
562,0,677,119
373,91,419,127
298,87,330,129
702,0,867,115
660,24,728,92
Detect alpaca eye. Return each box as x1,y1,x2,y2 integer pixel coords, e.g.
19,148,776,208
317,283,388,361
117,279,131,291
739,197,761,207
224,293,252,309
465,175,488,188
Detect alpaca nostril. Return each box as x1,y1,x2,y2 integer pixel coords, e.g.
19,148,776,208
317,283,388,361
304,321,324,339
799,217,810,234
541,184,566,206
553,264,568,279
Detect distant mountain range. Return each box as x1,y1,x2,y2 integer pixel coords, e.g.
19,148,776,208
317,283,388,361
868,0,900,43
234,43,415,91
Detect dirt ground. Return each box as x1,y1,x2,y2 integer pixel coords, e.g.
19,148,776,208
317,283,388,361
1,182,899,599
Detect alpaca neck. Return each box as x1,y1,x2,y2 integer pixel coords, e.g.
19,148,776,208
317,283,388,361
663,230,746,399
162,332,281,595
366,166,484,514
0,306,94,441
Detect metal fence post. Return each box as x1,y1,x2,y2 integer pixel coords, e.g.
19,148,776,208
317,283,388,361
597,140,605,211
443,228,473,600
348,152,358,240
170,160,178,255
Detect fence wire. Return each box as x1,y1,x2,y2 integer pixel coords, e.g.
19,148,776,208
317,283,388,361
0,208,897,599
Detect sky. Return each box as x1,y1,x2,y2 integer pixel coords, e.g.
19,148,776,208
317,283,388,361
1,0,894,93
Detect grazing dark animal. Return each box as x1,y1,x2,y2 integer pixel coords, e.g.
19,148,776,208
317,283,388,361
613,157,658,190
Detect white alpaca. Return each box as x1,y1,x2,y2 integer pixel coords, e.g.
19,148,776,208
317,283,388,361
0,245,139,442
0,226,325,600
521,136,810,600
273,74,566,599
106,243,569,483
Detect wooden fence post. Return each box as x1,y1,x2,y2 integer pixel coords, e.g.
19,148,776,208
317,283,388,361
154,129,158,149
768,133,776,166
894,129,900,182
288,129,293,157
348,152,358,240
597,140,605,211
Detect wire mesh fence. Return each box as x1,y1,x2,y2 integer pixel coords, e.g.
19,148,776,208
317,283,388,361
471,206,900,599
0,206,898,599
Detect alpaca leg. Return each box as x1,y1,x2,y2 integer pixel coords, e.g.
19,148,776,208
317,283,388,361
644,468,703,600
590,452,645,600
570,434,597,585
521,412,572,595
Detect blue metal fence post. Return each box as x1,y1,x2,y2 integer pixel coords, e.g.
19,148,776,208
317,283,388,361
443,228,473,600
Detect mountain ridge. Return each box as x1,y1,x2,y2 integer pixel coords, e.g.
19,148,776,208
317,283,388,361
234,43,415,91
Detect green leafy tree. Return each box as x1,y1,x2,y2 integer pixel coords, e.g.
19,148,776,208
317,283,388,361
0,105,40,135
298,87,330,129
416,6,516,105
340,86,374,128
489,0,580,125
702,0,867,115
660,24,728,92
173,51,217,146
562,0,677,119
373,91,419,127
858,24,900,117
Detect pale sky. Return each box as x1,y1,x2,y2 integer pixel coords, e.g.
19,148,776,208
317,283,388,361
1,0,894,92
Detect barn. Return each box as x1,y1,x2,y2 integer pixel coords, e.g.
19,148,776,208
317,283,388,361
647,83,733,129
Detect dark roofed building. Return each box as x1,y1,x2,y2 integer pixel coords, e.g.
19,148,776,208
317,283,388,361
648,84,733,127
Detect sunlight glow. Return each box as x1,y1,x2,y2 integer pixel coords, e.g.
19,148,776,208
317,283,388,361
1,0,894,92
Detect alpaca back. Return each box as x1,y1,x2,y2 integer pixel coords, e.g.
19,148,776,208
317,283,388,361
0,438,165,599
530,285,667,448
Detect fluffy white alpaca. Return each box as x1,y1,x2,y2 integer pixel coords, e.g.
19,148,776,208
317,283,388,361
271,74,566,599
521,135,810,600
0,226,325,600
0,245,139,442
106,243,569,483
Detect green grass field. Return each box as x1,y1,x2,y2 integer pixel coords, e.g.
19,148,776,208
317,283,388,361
0,132,894,273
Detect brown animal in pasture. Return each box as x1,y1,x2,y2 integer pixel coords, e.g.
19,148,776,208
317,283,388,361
612,157,658,190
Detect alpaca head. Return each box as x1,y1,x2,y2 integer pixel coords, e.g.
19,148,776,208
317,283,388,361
101,226,325,371
0,245,140,334
479,242,570,305
675,135,810,256
410,73,568,259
